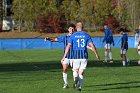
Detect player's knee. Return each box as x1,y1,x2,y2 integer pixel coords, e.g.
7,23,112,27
73,69,78,77
72,68,78,72
79,74,83,79
63,68,67,73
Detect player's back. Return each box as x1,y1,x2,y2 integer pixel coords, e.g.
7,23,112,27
69,31,92,59
121,33,128,49
122,33,128,41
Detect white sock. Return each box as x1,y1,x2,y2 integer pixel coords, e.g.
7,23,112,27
105,51,108,61
122,61,125,66
126,58,129,62
78,75,83,89
73,71,78,83
63,72,68,85
109,52,113,60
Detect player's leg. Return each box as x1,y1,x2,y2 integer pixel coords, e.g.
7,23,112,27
62,58,69,88
72,59,80,88
120,49,126,66
104,44,108,62
108,45,113,63
125,50,129,66
77,59,87,91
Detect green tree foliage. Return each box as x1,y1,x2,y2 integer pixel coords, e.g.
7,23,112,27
94,0,113,25
112,0,140,31
11,0,140,32
60,0,80,22
12,0,57,31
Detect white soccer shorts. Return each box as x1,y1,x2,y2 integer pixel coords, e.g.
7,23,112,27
138,45,140,55
72,59,87,71
62,58,73,67
120,49,127,54
105,43,111,49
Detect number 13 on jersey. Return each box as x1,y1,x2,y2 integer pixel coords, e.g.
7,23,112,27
76,39,85,48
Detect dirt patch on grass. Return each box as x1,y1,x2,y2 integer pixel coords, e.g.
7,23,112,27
0,31,134,39
0,31,63,39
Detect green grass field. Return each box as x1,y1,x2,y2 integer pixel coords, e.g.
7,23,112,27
0,48,139,93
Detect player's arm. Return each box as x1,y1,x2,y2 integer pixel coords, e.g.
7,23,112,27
44,37,58,42
111,36,115,46
61,43,71,63
89,42,100,60
122,40,126,50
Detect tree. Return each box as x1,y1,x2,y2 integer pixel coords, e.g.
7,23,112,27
0,0,3,31
60,0,80,22
12,0,58,32
112,0,140,31
94,0,113,25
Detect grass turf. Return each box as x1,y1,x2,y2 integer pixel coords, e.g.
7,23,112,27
0,48,139,93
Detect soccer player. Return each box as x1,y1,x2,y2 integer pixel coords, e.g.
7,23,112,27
45,23,76,88
61,21,100,91
118,29,129,66
102,24,114,63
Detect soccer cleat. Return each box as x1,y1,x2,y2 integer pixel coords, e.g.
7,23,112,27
109,60,113,63
77,88,81,91
63,84,68,89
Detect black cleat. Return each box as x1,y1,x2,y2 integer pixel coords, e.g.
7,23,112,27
77,88,81,91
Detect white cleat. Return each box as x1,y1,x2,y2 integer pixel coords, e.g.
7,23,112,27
63,84,68,89
109,60,113,63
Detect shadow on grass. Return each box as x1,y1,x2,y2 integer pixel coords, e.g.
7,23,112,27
87,60,139,67
85,81,140,91
0,61,62,72
0,60,139,72
98,85,140,91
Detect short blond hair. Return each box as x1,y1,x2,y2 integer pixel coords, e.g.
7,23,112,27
76,22,83,29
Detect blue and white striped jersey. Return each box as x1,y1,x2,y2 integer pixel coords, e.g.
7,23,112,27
57,34,73,59
121,33,128,50
68,31,92,59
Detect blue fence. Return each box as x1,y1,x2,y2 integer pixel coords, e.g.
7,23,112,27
0,36,137,50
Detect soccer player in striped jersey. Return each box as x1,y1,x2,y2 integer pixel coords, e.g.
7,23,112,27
118,30,129,66
61,21,100,91
45,24,76,88
102,24,114,63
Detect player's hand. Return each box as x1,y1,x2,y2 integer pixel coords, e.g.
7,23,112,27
121,48,124,50
44,38,46,41
61,57,65,64
44,37,49,41
113,43,115,46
